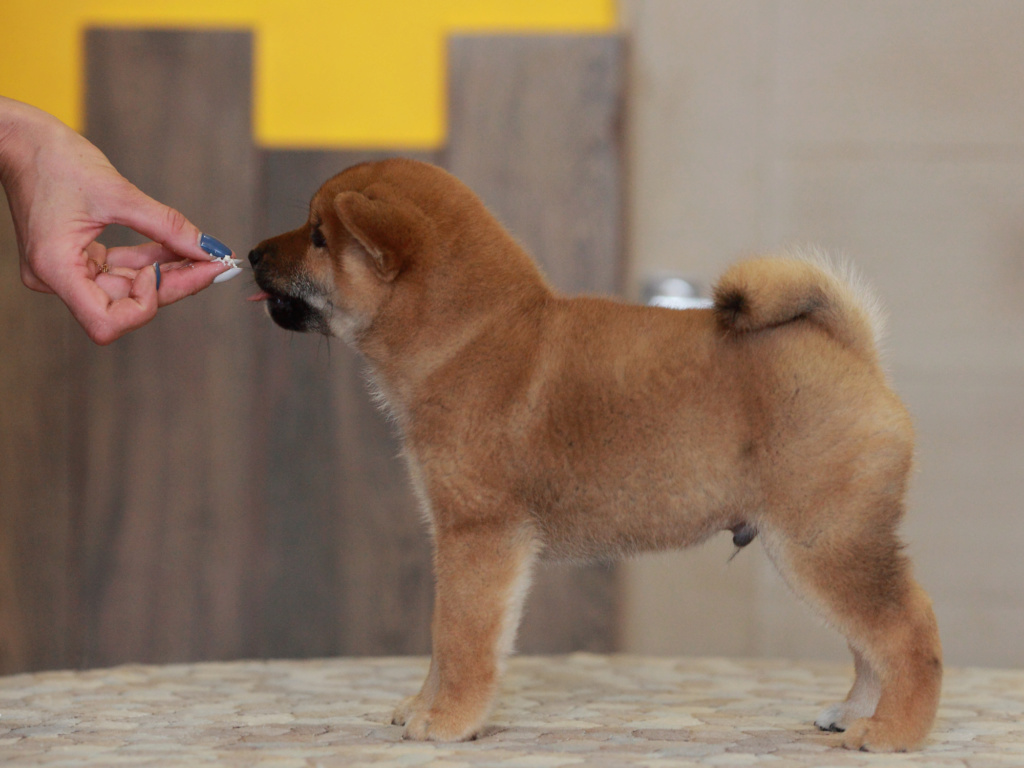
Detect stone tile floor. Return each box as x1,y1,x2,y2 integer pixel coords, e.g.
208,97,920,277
0,654,1021,766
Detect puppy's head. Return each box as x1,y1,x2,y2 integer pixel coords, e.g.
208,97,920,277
249,158,444,341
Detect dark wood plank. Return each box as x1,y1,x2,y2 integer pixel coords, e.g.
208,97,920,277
76,29,260,666
445,35,626,296
444,35,626,652
0,192,74,673
249,150,438,657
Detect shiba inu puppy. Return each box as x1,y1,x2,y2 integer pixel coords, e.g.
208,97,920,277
249,158,941,752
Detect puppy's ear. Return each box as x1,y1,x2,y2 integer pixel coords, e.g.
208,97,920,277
334,189,425,282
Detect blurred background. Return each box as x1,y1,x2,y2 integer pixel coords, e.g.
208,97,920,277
1,0,1021,675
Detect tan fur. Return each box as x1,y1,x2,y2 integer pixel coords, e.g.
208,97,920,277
249,158,942,751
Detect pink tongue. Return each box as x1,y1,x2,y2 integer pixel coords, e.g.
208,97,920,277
247,291,272,302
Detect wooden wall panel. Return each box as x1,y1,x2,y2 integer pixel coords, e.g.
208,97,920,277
0,191,73,672
0,30,625,672
445,35,626,652
250,150,438,658
445,35,626,296
75,29,260,667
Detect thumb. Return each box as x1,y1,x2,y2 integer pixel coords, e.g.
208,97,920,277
109,183,208,262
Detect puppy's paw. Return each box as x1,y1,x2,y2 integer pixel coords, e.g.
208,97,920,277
816,698,878,732
391,694,424,727
814,703,848,732
841,717,917,753
403,708,481,742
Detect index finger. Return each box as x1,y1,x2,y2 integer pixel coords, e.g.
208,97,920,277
107,184,211,262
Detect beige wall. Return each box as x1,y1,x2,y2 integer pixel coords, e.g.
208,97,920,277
619,0,1024,667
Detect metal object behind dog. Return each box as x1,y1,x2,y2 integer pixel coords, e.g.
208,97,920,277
643,274,714,310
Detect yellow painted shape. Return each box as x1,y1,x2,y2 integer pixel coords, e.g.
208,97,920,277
0,0,615,148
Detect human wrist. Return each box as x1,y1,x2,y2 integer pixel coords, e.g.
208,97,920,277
0,97,58,186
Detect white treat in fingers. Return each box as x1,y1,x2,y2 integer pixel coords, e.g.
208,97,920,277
213,266,243,284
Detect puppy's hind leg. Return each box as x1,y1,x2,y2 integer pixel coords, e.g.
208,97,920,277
839,577,941,752
764,513,942,752
399,519,539,742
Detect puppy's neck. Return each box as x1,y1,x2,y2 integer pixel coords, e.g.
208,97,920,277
357,267,553,426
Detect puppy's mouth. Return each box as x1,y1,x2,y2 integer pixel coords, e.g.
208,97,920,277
249,281,324,333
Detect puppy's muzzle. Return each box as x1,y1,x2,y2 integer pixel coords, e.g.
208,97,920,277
249,242,322,333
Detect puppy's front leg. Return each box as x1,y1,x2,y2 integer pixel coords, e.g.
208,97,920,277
398,520,538,741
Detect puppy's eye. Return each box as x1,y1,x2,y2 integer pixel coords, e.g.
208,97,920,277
311,227,328,249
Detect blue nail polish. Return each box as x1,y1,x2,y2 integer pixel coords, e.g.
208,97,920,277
154,262,161,290
199,233,232,260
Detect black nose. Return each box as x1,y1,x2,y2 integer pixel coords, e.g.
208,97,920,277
248,247,263,268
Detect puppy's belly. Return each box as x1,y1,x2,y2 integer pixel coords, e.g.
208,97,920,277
530,492,738,561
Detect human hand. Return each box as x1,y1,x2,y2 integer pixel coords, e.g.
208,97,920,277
0,97,239,344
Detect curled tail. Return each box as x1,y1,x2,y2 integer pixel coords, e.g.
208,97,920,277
712,254,884,361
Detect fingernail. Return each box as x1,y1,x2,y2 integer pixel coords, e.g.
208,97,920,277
213,266,243,284
153,262,161,290
199,233,233,260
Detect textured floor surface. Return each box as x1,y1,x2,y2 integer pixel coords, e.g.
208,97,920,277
1,654,1022,767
